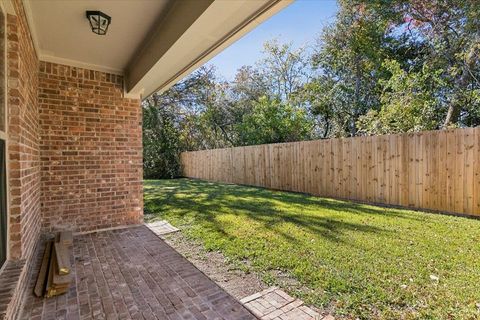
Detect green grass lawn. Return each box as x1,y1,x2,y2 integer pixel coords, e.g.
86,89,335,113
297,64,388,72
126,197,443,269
144,178,480,319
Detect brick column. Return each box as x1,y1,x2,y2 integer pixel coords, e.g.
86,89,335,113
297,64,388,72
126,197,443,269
38,62,143,233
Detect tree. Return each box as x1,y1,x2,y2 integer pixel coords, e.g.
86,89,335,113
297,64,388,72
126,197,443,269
197,40,316,147
307,0,480,136
306,0,395,137
392,0,480,127
353,0,480,131
142,66,219,178
143,1,480,177
357,60,446,134
258,39,310,101
237,96,314,145
143,104,181,179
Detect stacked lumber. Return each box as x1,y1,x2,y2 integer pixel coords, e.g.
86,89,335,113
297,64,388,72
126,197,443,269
34,231,73,298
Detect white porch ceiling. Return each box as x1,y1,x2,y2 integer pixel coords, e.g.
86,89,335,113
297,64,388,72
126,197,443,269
25,0,171,74
23,0,293,97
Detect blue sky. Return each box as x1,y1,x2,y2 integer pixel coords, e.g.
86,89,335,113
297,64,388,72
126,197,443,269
207,0,339,80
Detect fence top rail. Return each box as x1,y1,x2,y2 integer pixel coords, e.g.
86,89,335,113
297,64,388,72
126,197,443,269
181,127,478,154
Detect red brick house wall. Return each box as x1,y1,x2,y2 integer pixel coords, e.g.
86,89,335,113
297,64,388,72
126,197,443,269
38,62,143,233
1,1,144,318
2,1,42,318
7,0,41,262
5,0,144,260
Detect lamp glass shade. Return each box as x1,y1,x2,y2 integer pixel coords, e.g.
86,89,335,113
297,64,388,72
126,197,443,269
86,11,111,35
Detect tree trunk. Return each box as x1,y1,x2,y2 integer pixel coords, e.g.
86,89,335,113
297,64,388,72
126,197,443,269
351,54,361,136
443,59,471,128
443,104,461,128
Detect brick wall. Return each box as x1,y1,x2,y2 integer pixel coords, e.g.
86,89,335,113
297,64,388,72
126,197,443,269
7,0,41,262
2,1,144,317
38,62,143,233
6,0,144,258
4,0,144,261
3,0,42,318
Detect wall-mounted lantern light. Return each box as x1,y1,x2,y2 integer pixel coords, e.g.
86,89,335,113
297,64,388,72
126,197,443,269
86,11,111,35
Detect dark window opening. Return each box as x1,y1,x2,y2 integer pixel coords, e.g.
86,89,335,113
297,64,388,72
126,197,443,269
0,140,6,267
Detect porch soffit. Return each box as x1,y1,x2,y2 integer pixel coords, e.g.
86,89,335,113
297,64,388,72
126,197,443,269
22,0,293,98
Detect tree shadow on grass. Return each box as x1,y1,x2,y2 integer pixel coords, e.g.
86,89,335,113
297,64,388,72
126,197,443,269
144,178,395,244
145,178,425,222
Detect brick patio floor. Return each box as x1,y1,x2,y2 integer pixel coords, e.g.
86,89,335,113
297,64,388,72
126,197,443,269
19,226,256,320
241,287,332,320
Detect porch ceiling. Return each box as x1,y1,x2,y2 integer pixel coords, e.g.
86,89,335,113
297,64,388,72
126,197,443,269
24,0,171,75
22,0,293,98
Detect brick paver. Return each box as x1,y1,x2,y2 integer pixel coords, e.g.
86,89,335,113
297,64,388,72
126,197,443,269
241,287,332,320
0,260,26,319
19,226,256,320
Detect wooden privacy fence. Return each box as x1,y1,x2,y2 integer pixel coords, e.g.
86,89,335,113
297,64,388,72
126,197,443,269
180,127,480,216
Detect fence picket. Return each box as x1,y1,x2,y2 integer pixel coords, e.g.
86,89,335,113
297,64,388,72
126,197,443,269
180,128,480,216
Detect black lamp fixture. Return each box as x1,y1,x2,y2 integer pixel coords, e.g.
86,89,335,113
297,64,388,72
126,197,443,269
86,11,111,35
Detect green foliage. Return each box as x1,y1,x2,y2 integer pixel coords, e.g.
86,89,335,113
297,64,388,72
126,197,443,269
260,39,310,100
357,60,446,134
307,0,393,136
145,179,480,319
303,0,480,136
237,96,314,145
142,104,181,179
143,0,480,177
357,0,480,129
142,66,220,178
